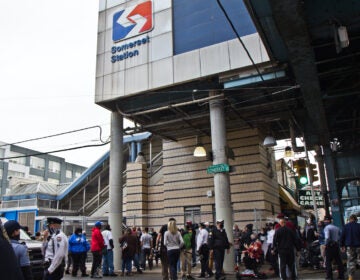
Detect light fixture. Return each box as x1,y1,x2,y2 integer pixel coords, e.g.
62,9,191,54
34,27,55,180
338,26,349,48
194,136,206,157
263,136,277,147
284,146,293,158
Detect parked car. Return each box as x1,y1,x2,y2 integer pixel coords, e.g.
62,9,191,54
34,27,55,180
1,218,44,280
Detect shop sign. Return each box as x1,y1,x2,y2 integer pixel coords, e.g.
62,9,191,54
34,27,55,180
298,190,324,209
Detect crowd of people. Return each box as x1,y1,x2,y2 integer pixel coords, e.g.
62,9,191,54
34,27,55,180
1,213,359,280
232,213,360,280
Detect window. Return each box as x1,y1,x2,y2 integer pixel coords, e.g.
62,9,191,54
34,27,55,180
9,151,26,165
75,171,82,178
47,178,60,185
0,148,5,159
0,168,2,179
30,156,45,170
8,170,25,178
48,161,61,174
66,170,73,179
29,174,45,182
184,206,201,225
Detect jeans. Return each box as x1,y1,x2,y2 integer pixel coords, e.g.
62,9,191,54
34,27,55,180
141,247,153,270
102,249,114,274
122,255,133,273
167,248,180,280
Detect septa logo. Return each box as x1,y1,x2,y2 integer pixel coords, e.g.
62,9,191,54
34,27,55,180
112,1,153,42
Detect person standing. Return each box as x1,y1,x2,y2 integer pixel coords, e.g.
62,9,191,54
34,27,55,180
119,228,138,276
90,221,105,278
42,217,68,280
180,223,194,280
208,219,230,280
68,227,90,277
149,227,159,267
157,217,176,280
196,222,213,278
140,227,153,271
340,214,360,280
272,218,299,280
0,219,24,280
4,220,33,280
323,216,345,280
164,219,184,280
233,224,241,270
101,224,116,276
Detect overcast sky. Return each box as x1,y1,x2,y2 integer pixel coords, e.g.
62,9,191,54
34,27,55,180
0,1,118,167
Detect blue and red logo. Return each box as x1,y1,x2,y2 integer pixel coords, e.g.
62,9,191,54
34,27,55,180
112,1,153,42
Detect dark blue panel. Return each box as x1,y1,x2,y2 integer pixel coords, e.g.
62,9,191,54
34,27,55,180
173,0,256,55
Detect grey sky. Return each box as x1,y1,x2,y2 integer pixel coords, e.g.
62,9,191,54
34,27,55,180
0,1,115,167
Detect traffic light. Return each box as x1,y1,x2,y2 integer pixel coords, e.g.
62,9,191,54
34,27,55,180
309,163,319,183
293,159,308,186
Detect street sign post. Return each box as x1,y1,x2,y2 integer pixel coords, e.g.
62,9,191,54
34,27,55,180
207,163,230,174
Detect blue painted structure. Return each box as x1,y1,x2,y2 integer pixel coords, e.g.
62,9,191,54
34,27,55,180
173,0,256,54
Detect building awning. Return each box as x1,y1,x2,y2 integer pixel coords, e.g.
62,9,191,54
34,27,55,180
279,186,301,212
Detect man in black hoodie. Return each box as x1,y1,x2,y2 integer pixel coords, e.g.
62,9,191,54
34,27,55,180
273,218,299,280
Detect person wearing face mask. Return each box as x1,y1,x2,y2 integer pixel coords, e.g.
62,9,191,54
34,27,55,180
4,220,33,280
68,227,90,277
208,219,230,280
42,217,68,280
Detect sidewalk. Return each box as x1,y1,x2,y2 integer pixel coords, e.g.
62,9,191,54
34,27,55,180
63,262,359,279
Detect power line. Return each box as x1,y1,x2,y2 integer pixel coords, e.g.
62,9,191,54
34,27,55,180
0,125,109,148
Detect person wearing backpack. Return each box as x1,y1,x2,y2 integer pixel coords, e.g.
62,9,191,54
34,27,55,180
180,224,195,280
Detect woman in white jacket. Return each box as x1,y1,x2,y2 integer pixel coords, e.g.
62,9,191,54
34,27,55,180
164,220,184,280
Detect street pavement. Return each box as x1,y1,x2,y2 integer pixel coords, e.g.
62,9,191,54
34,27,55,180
62,262,360,279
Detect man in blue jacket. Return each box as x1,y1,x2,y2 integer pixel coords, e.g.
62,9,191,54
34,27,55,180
340,214,360,280
68,227,90,277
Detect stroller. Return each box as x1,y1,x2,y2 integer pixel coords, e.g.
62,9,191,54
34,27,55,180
299,240,322,269
236,240,267,279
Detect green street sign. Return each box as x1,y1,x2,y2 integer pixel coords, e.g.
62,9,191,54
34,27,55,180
207,163,230,174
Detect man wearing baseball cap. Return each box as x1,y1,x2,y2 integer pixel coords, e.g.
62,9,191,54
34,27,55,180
4,220,33,280
90,221,105,278
43,217,68,280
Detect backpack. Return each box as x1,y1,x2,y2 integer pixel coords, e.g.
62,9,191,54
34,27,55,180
183,231,192,250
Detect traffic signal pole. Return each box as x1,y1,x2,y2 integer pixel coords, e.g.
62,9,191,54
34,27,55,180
303,141,319,222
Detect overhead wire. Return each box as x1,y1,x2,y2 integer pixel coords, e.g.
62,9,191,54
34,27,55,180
0,125,109,148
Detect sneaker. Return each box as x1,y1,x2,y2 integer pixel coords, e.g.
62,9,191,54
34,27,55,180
109,273,117,277
197,275,206,278
187,275,195,280
81,274,89,277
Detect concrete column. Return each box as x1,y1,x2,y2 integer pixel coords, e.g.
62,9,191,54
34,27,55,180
109,111,124,270
323,146,342,227
137,142,142,154
209,91,234,272
131,141,136,162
